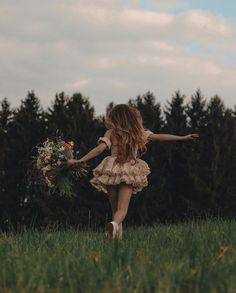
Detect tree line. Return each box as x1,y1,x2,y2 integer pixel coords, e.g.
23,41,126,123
0,89,235,229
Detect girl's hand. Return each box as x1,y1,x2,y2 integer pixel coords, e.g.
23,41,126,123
67,159,80,165
183,134,199,141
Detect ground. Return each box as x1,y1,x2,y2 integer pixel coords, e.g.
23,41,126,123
0,219,235,293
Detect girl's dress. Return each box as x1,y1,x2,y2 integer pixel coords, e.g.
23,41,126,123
90,130,153,194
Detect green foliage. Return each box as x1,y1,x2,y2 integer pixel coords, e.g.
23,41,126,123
51,163,88,198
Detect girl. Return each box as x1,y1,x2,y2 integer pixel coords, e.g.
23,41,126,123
69,104,198,240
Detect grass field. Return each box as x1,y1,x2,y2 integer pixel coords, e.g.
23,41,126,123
0,219,236,293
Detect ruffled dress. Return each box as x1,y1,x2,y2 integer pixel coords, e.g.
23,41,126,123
90,130,153,194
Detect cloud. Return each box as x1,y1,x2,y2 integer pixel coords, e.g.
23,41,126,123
65,79,89,91
0,0,235,114
148,0,190,10
111,79,127,89
92,57,118,70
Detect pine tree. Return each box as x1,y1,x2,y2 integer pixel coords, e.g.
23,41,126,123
3,91,46,226
106,102,115,114
127,91,164,224
161,90,190,218
220,108,236,215
204,96,225,211
185,89,208,215
0,98,13,227
46,92,70,138
129,90,163,132
0,98,12,170
45,92,107,225
47,92,102,151
186,89,207,131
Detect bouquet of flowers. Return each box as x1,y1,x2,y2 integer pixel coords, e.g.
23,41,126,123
35,137,87,197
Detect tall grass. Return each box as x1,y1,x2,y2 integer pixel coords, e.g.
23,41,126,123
0,219,236,292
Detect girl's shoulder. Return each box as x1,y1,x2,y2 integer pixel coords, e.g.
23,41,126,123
105,129,118,145
99,129,153,148
145,129,153,136
97,129,113,150
144,129,154,141
104,129,112,139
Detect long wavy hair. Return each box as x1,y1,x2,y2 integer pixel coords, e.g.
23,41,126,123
105,104,147,164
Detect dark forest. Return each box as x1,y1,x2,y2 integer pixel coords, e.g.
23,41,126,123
0,89,235,229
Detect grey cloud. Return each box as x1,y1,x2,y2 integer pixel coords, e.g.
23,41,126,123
0,0,235,115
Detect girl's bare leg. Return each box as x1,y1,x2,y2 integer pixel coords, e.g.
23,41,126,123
107,185,118,215
113,183,133,225
107,185,122,240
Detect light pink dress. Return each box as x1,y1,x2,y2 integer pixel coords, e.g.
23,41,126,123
90,130,153,194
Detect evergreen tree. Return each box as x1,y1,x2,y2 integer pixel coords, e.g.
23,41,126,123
0,98,12,171
185,89,208,214
0,98,13,226
204,96,225,211
203,96,236,215
3,91,46,226
128,92,164,224
47,92,102,151
164,90,187,134
0,98,12,129
161,90,191,218
43,92,107,226
106,102,115,114
220,108,236,215
186,89,207,131
129,91,163,132
46,92,70,138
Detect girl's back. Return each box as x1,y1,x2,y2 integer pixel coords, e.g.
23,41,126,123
108,128,152,159
90,105,153,194
104,105,150,164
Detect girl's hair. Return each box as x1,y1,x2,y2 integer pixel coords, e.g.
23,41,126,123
105,104,147,163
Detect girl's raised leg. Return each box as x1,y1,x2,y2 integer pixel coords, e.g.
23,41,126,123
113,183,133,226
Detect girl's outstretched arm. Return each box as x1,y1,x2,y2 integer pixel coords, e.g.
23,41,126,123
68,130,111,164
149,133,199,142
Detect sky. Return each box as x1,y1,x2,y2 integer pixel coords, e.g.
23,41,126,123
0,0,236,115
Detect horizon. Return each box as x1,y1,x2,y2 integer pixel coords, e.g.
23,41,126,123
2,87,235,117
